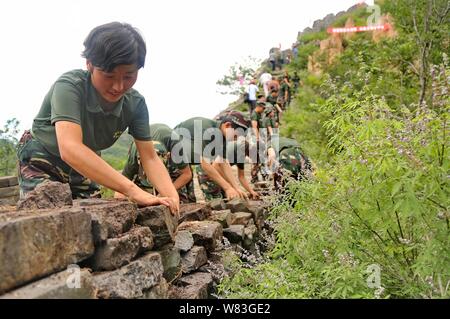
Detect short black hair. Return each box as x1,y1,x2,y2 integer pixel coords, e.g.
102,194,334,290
218,112,250,130
82,22,146,72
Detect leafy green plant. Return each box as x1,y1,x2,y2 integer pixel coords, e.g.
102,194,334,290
216,56,262,96
0,118,20,176
220,70,449,297
219,0,449,299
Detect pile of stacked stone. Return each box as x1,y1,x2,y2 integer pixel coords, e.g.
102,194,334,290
0,181,270,299
0,176,19,206
167,198,268,299
252,181,273,196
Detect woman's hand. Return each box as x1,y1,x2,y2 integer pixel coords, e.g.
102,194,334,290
126,184,180,218
235,188,249,200
114,191,127,200
225,187,240,200
249,190,260,200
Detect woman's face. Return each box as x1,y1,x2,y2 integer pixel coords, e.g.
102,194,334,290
88,62,138,103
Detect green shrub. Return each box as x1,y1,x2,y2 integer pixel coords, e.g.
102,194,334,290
221,91,449,298
299,31,328,44
219,58,449,299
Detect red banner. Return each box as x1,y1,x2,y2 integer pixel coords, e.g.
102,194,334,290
327,23,391,34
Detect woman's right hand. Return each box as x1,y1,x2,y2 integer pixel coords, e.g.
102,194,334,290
126,185,179,218
225,187,240,200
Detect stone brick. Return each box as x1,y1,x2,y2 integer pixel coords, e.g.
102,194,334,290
169,272,213,299
177,221,223,251
181,246,207,274
223,225,245,244
16,181,72,210
93,252,163,299
136,205,177,248
178,272,213,287
0,208,94,294
73,198,114,207
86,226,153,271
174,230,194,252
0,176,18,188
179,203,211,223
140,278,169,299
157,244,181,282
0,196,18,206
209,209,232,228
78,201,137,244
0,268,96,299
229,212,253,226
246,206,265,230
0,186,19,198
209,199,227,211
226,198,250,213
243,225,258,249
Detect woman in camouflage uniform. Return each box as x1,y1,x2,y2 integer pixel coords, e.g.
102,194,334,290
16,22,179,214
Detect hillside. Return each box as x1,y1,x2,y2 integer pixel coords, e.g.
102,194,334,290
0,0,447,300
101,132,133,171
218,0,449,298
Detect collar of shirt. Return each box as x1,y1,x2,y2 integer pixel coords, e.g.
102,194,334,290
85,75,124,118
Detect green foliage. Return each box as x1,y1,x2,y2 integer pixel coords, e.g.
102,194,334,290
381,0,449,105
288,43,319,71
280,73,331,164
216,56,262,96
220,67,449,297
382,0,449,67
299,31,328,44
219,1,449,298
233,103,249,113
99,132,134,198
331,5,370,28
101,132,133,171
0,118,20,176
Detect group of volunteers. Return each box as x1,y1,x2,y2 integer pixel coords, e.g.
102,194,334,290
245,65,309,186
16,22,311,217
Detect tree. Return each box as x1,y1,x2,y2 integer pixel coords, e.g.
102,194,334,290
0,118,20,176
216,56,262,96
382,0,450,105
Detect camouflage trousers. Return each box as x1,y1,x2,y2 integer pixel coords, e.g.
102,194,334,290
16,130,100,199
250,146,269,183
251,163,271,184
251,163,262,183
273,147,311,189
195,165,225,201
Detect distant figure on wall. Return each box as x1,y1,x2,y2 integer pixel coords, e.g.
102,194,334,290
259,72,272,98
247,79,259,115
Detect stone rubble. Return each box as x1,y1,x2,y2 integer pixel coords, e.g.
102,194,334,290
0,181,271,299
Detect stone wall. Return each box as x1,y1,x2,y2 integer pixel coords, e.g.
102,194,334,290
297,3,367,39
0,182,270,299
0,176,19,206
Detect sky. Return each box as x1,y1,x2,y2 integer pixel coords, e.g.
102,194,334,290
0,0,371,133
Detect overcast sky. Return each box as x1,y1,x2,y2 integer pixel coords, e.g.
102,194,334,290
0,0,370,133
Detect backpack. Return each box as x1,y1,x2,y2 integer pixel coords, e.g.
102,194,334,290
243,92,250,103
